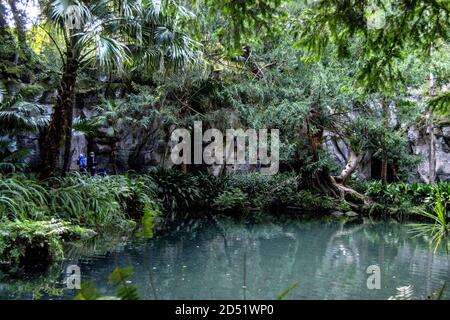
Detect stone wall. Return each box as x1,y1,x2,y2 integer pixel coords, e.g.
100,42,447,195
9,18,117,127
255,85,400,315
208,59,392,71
408,124,450,182
324,124,450,182
14,76,450,180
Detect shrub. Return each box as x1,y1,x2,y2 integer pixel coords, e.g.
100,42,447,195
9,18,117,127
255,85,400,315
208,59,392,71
0,219,94,272
282,190,351,213
363,180,450,219
150,168,201,212
213,188,250,212
0,173,161,272
0,173,161,228
225,173,273,196
221,172,299,210
196,172,229,206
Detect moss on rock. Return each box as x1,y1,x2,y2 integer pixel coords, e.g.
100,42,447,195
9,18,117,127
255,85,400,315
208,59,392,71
0,219,96,273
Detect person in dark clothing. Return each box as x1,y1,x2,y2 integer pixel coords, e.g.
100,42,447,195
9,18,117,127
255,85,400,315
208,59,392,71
87,151,98,176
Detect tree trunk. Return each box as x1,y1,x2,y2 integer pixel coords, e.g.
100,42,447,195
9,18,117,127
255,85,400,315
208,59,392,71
380,97,389,185
7,0,32,60
305,105,370,209
380,157,388,184
335,150,364,185
39,50,79,179
0,1,8,35
110,140,118,174
428,68,436,184
62,91,75,175
428,112,436,183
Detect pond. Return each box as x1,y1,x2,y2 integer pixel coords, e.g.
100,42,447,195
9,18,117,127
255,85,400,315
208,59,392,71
0,216,449,300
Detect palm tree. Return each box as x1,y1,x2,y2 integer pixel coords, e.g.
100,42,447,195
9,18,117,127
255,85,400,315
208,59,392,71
0,82,49,172
0,87,48,135
95,98,130,174
39,0,201,179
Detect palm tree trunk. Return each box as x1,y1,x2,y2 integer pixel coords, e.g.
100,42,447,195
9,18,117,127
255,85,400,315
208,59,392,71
39,50,79,179
62,92,75,175
428,111,436,183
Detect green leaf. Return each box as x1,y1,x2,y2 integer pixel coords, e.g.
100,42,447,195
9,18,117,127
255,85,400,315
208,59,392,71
276,282,299,300
74,282,102,300
108,266,134,286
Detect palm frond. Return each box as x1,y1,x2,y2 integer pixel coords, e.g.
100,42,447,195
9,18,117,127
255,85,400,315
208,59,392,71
79,32,131,72
72,117,101,137
0,97,49,135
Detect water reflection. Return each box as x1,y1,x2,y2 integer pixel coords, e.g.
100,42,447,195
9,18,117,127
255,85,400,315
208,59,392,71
0,217,449,300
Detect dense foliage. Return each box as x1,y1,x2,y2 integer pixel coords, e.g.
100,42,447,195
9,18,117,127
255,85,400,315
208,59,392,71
0,0,448,272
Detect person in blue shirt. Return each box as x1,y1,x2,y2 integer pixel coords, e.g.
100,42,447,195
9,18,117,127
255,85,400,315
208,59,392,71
77,153,87,173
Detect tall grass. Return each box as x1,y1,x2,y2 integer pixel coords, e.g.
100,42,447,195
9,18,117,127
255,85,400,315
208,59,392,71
0,174,48,220
365,181,450,219
0,173,160,228
48,175,126,227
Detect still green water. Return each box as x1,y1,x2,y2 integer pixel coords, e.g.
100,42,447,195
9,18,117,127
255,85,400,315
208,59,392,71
1,217,449,300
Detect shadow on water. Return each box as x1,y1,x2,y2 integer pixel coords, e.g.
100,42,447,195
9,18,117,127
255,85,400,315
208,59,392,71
0,214,449,300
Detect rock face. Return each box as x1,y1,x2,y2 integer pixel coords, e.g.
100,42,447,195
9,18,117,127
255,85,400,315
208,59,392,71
324,124,450,182
22,105,450,179
64,107,171,174
18,83,173,173
13,76,450,179
408,124,450,182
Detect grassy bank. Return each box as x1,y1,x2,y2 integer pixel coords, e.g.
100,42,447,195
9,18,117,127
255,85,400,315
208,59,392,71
1,169,448,272
0,173,160,273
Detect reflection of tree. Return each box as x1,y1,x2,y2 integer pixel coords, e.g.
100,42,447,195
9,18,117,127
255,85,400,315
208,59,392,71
0,263,65,299
3,217,450,300
135,220,449,299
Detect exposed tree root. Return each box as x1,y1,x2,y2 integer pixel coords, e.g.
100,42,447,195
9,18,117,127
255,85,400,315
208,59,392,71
311,171,372,211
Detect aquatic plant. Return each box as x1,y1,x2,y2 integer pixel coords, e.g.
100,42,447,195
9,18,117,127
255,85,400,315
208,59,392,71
276,282,299,300
388,283,447,300
75,266,139,300
409,193,449,253
74,266,300,300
